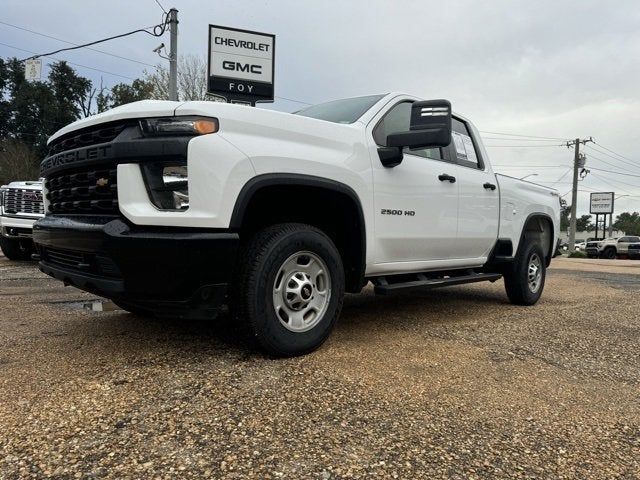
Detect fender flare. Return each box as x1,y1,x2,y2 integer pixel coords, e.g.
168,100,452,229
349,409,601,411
229,173,367,290
517,213,555,265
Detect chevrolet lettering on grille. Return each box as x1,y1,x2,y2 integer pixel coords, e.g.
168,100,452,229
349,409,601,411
40,145,112,175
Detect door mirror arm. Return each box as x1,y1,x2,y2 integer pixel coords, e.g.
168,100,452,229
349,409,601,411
378,146,403,168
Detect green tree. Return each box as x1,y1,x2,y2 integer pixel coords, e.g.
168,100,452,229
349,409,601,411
0,58,93,158
613,212,640,235
97,78,154,112
575,214,593,232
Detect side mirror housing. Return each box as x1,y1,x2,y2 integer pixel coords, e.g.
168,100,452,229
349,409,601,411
378,100,452,168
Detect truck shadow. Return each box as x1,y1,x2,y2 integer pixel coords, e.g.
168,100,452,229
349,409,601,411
63,283,511,360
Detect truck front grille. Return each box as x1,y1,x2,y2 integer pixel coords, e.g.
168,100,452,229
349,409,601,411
2,188,45,216
46,167,118,214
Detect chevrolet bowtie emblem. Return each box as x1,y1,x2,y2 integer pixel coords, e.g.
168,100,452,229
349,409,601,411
96,178,109,187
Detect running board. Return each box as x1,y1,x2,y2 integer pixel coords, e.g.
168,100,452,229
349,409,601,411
373,272,502,295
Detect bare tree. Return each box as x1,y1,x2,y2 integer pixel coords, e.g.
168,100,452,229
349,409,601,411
144,54,209,101
0,140,40,184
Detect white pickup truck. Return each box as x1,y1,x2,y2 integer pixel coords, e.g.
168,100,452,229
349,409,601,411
0,180,44,260
33,93,560,356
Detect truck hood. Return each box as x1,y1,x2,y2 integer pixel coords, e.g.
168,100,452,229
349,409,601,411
47,100,361,147
48,100,185,144
175,101,362,148
3,180,43,190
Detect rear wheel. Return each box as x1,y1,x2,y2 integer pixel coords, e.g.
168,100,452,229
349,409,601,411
234,223,345,357
0,236,33,261
504,240,546,305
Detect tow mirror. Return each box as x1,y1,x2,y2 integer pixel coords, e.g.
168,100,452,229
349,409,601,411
378,100,452,168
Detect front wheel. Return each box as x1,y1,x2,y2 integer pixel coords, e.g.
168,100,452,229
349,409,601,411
601,247,616,259
503,241,546,305
234,223,345,357
0,236,33,261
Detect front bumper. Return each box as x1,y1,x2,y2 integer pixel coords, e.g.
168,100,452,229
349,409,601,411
585,247,600,256
33,215,239,316
0,215,39,239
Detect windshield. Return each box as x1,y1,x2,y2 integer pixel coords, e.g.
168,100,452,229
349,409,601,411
294,94,385,124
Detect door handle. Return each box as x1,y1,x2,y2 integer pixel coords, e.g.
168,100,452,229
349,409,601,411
483,182,497,190
438,174,456,183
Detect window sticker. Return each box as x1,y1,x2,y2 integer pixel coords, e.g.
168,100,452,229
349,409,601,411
452,131,478,164
452,132,467,160
461,135,478,164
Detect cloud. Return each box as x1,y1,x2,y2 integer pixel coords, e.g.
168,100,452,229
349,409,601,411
2,0,639,213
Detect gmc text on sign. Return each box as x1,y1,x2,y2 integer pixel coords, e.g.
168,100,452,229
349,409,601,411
207,25,275,105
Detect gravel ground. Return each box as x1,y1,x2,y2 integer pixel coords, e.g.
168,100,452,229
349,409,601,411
0,255,638,479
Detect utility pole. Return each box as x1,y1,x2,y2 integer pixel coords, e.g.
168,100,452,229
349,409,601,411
567,137,593,251
168,8,179,101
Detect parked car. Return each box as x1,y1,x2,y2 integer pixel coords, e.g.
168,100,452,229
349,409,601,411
0,180,44,260
586,236,640,259
628,242,640,259
574,240,586,251
33,94,561,356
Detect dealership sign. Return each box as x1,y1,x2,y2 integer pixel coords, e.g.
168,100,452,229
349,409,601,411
590,192,614,214
207,25,275,105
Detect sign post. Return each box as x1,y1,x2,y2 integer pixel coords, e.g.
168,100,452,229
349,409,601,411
207,25,275,105
590,192,614,239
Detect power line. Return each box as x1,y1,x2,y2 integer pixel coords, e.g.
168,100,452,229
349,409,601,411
485,144,566,148
275,95,313,105
18,16,169,62
584,149,640,174
593,141,638,165
492,164,568,167
589,166,640,179
153,0,168,14
0,20,157,68
479,130,570,141
589,172,638,193
585,144,639,170
0,41,137,80
552,167,573,185
482,137,566,142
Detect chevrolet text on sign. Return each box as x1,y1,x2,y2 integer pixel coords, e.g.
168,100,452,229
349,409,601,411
208,25,275,104
590,192,615,214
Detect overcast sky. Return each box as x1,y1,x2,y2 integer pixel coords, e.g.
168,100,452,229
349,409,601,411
2,0,640,217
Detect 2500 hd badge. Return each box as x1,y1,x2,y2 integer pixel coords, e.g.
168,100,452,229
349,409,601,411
381,209,415,216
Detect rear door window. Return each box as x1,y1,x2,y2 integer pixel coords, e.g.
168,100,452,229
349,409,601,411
449,118,482,169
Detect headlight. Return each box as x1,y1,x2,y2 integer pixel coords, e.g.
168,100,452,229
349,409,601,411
139,116,218,136
597,242,604,247
141,163,189,210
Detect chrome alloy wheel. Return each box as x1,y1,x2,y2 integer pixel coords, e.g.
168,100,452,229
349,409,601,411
272,251,331,333
527,252,543,293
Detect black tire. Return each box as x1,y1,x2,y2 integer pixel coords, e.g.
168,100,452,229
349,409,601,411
0,236,33,261
503,241,546,306
234,223,345,357
601,247,616,260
